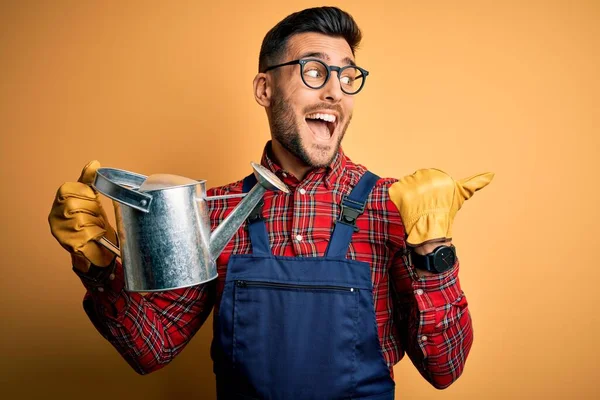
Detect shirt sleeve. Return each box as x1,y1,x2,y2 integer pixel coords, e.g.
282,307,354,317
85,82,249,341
77,259,216,375
390,251,473,389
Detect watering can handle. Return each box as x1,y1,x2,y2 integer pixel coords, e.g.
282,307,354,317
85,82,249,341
94,168,153,213
98,236,121,257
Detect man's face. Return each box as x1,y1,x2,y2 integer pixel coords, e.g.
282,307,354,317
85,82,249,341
267,32,356,168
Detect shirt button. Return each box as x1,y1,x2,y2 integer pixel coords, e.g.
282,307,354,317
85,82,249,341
109,273,115,281
295,234,303,242
415,289,424,295
421,335,428,342
299,188,306,195
281,172,287,177
97,287,105,293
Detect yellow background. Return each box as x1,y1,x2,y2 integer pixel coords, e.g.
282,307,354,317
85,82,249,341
1,1,598,399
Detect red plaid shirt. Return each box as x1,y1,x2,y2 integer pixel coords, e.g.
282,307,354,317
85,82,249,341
81,142,473,389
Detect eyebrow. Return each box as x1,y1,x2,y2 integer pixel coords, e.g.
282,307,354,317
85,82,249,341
298,52,356,67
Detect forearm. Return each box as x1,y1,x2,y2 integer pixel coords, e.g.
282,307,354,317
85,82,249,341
387,166,489,387
78,260,215,374
404,260,473,389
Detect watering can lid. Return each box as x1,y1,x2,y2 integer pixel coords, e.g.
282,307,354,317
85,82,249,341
139,174,200,191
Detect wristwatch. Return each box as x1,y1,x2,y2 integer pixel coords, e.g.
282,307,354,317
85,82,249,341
410,244,457,274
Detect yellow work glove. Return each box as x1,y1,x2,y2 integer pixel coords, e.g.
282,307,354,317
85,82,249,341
48,160,117,272
389,168,494,246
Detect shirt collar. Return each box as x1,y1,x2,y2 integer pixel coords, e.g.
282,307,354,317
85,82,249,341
260,141,347,189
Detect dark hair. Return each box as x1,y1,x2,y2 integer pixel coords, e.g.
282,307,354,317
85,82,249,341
258,7,362,73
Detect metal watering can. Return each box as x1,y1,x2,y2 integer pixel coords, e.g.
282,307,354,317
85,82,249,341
93,163,289,292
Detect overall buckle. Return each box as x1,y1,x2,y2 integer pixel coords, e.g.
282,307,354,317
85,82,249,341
336,195,365,232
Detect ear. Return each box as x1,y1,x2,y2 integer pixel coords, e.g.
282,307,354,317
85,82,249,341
253,73,271,107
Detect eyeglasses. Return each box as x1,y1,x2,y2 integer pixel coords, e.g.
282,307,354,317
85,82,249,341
262,58,369,95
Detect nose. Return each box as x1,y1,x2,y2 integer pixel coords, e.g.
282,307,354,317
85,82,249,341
320,71,344,103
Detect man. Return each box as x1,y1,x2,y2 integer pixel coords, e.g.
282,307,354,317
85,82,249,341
49,6,493,399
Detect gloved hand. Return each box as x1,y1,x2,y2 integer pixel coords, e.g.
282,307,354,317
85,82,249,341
389,168,494,246
49,160,117,272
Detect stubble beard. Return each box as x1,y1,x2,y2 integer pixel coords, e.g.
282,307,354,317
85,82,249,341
270,93,351,169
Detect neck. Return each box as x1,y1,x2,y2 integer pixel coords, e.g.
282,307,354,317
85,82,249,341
270,140,313,181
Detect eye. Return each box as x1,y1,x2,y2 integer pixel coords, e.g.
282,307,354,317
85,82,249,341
340,75,354,85
304,68,322,78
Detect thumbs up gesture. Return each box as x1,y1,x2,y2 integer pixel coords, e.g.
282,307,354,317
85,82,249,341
389,169,494,246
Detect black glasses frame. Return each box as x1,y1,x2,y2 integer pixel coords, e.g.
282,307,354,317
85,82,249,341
262,58,369,95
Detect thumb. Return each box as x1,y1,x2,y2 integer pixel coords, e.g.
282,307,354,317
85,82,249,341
456,172,495,200
77,160,101,185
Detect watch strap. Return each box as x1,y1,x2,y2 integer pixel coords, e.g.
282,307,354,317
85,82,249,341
410,250,437,273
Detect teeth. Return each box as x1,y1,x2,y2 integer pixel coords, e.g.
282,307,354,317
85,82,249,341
306,113,337,123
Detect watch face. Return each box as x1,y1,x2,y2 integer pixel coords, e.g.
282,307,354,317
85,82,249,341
433,246,456,273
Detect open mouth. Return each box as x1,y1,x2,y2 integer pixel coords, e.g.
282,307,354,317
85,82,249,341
305,112,337,141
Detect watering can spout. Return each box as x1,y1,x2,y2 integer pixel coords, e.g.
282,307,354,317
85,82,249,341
208,163,289,260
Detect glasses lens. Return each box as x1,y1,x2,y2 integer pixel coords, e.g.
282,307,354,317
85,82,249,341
339,67,364,94
302,60,328,88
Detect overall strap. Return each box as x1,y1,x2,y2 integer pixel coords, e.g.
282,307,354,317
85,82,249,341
325,171,380,258
242,173,270,255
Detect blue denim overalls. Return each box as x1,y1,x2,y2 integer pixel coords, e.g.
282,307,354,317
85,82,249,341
212,171,395,399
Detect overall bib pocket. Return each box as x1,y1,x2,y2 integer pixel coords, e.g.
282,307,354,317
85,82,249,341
231,280,360,398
